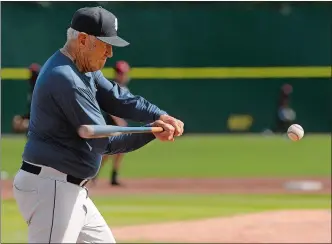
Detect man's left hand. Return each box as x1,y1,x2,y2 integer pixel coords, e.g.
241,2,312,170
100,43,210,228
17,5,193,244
159,114,184,137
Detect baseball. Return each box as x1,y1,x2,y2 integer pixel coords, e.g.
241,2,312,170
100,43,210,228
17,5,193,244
287,124,304,141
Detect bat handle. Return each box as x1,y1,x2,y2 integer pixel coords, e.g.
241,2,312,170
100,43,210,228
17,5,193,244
151,127,164,133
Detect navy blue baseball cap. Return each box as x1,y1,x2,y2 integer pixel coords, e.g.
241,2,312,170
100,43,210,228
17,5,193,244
70,6,129,47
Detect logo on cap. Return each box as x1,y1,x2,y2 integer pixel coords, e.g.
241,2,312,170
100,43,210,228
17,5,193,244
115,18,118,31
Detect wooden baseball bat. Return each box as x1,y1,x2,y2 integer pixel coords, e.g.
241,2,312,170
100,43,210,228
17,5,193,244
78,125,164,139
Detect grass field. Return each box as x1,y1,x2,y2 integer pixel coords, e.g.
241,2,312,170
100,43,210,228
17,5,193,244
1,134,330,243
1,134,331,178
2,193,330,243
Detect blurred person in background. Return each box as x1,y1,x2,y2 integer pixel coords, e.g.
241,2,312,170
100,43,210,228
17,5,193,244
92,60,131,186
274,83,296,133
12,63,41,134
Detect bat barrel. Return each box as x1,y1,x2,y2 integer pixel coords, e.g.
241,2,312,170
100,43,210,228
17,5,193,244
78,125,164,139
78,125,94,138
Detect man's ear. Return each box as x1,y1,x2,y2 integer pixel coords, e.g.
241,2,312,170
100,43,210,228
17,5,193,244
77,32,88,46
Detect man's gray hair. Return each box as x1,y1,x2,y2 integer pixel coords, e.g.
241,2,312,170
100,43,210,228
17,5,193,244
67,27,79,41
66,27,96,44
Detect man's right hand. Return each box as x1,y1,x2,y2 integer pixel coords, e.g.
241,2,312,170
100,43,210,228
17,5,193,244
159,114,184,137
151,120,175,142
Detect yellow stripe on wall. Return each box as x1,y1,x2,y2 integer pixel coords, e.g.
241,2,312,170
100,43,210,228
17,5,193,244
1,68,31,80
1,66,331,80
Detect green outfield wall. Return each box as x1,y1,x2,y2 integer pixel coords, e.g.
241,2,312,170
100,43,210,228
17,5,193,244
1,2,331,133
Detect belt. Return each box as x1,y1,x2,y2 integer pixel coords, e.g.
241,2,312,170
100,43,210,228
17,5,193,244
20,161,89,187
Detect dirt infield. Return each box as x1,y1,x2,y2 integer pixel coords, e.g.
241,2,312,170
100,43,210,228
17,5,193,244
113,210,332,243
86,177,331,195
2,177,331,243
2,177,331,199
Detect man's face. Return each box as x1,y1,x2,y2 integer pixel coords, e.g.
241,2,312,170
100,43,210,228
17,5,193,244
77,33,113,72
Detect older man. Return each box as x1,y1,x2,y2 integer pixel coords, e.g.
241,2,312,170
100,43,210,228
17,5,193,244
13,6,184,243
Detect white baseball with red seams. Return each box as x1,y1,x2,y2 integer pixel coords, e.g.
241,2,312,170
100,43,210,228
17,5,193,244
287,124,304,141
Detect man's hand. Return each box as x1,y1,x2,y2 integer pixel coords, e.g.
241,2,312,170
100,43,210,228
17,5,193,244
151,120,175,141
159,114,184,137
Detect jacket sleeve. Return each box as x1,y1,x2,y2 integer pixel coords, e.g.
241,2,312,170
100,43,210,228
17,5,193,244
94,71,167,123
51,71,109,154
104,132,156,155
